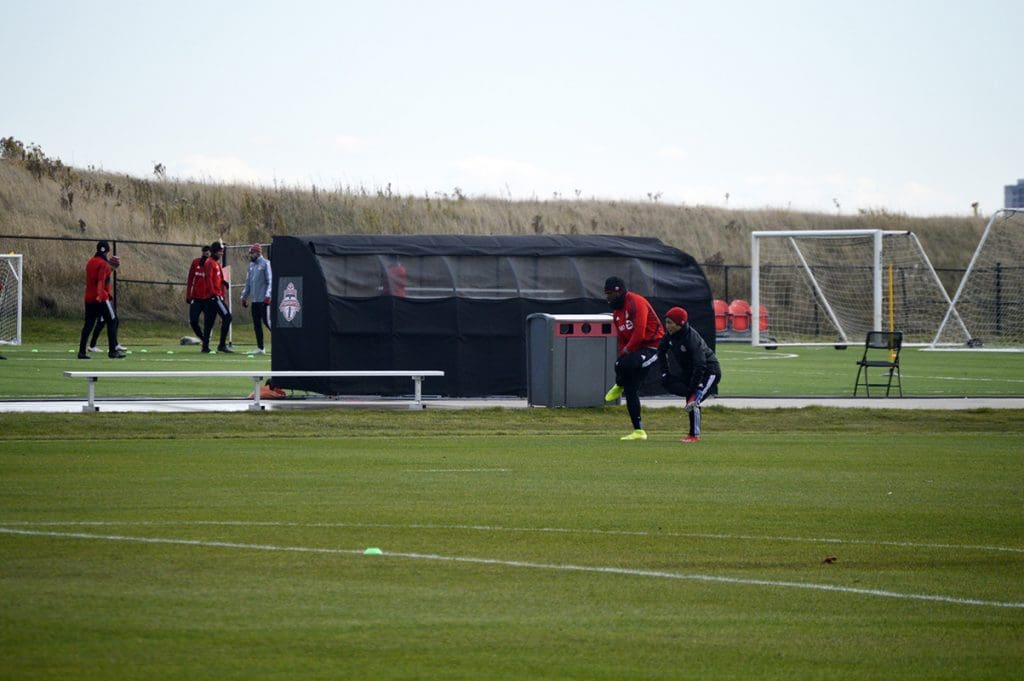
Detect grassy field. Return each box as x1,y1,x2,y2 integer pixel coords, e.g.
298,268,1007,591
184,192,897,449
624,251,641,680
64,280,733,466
1,409,1022,680
3,317,1024,400
2,317,1023,678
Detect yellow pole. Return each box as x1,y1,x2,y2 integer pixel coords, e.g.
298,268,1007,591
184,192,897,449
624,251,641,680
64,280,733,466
888,264,896,360
888,263,894,331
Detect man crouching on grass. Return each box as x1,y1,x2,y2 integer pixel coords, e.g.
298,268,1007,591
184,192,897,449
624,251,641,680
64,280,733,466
658,306,722,443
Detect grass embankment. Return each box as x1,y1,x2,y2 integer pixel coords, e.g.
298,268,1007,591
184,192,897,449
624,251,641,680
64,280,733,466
1,145,986,321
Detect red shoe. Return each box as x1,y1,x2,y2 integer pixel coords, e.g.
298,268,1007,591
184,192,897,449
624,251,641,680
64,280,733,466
678,435,701,443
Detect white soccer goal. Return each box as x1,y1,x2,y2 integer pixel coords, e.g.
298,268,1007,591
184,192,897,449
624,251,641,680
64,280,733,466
0,254,23,346
751,230,962,347
931,208,1024,351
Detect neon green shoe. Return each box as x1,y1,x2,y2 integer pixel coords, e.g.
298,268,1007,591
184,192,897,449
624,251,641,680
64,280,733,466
605,384,624,402
620,429,648,441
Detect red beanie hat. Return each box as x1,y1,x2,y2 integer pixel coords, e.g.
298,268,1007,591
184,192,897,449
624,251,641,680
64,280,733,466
666,307,688,325
249,243,262,254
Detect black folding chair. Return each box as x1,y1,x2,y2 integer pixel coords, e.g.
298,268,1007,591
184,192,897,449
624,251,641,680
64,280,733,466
853,331,903,397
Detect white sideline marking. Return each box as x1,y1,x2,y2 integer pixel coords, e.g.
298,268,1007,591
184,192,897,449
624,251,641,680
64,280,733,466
920,375,1024,384
721,351,800,360
6,520,1021,555
406,468,512,473
1,527,1020,610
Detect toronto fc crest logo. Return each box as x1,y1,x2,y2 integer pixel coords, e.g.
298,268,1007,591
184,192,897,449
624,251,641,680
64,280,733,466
279,281,302,322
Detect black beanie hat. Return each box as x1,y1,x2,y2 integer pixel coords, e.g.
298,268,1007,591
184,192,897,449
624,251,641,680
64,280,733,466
96,240,110,254
604,276,626,293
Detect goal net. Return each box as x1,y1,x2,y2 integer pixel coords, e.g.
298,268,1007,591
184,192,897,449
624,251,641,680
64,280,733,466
751,230,960,347
0,254,23,346
931,208,1024,350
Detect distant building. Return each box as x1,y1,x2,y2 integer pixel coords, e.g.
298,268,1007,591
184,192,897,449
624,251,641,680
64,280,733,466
1006,179,1024,208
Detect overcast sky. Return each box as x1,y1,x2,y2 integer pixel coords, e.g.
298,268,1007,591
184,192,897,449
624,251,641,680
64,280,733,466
3,0,1020,216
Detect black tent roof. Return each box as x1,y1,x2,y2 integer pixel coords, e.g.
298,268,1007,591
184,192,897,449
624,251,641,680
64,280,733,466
303,234,698,265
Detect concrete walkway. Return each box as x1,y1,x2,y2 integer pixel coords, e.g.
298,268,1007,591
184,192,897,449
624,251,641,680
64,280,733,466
2,395,1023,413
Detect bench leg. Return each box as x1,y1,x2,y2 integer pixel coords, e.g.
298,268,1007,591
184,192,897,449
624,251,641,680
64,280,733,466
83,377,99,412
410,376,425,410
249,376,265,411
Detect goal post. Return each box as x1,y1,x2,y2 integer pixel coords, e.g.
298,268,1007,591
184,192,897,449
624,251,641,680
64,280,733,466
0,254,23,346
751,230,961,347
931,208,1024,350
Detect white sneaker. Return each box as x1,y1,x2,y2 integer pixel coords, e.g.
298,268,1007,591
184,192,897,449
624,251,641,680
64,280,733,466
251,348,266,355
87,346,100,353
115,344,128,351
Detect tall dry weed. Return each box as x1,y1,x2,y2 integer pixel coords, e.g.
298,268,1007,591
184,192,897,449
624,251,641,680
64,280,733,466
0,155,987,320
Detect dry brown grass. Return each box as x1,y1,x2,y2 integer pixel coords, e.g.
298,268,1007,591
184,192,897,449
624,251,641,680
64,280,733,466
0,156,987,321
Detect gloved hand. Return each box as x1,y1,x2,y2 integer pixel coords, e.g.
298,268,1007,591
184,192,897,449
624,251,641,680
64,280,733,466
264,297,271,305
241,298,248,308
186,298,193,305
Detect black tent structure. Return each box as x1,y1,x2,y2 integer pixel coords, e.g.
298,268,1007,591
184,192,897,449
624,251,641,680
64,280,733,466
269,234,713,397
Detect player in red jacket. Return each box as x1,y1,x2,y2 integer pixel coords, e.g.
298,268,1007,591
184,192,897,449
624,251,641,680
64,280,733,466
77,240,125,359
201,242,233,353
86,254,127,353
383,255,407,297
603,276,664,440
185,244,212,342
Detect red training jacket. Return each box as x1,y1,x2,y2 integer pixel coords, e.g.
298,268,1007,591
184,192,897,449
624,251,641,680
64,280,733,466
384,263,407,297
186,256,210,301
204,257,226,298
84,255,112,303
612,291,664,354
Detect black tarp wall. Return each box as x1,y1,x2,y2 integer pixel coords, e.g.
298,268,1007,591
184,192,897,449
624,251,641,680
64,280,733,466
270,234,713,397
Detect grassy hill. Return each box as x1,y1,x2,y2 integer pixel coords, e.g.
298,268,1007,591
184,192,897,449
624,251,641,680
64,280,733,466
0,137,987,321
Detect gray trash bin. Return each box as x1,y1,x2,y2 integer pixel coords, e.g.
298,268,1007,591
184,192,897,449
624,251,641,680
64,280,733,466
526,313,618,407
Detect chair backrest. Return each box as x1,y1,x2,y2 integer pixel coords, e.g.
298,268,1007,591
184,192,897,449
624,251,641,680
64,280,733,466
713,299,729,332
758,305,769,332
865,331,902,350
728,299,751,332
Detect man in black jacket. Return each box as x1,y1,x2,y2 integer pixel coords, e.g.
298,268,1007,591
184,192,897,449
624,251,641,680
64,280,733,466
657,306,722,443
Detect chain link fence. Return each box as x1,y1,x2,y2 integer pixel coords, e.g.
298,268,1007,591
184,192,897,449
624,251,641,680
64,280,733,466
0,234,270,323
0,233,966,332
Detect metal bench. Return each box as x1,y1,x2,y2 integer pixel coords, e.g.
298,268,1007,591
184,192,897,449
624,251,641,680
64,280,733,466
63,370,445,412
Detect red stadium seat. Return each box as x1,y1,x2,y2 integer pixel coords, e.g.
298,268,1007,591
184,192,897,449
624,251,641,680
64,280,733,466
728,299,751,332
713,299,729,332
758,304,769,332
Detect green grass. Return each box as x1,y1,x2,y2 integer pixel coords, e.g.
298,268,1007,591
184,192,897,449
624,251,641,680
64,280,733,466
1,410,1022,680
2,317,271,399
3,318,1024,399
2,318,1023,677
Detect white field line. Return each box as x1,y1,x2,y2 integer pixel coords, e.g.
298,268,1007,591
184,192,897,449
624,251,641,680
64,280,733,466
4,520,1021,555
721,352,801,360
915,374,1024,384
1,526,1020,610
737,365,1024,384
404,468,512,473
